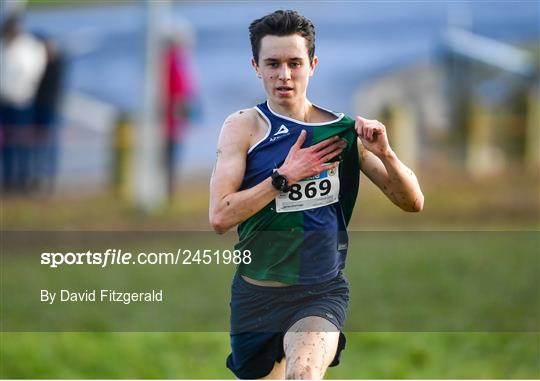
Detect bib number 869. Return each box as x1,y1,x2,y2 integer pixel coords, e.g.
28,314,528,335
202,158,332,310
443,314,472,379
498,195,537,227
288,179,331,201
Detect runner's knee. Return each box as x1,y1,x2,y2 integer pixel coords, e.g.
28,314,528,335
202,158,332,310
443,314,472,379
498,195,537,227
285,361,320,380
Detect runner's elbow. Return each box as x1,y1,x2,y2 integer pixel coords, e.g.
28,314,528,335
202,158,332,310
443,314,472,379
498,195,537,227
209,213,230,234
407,193,424,212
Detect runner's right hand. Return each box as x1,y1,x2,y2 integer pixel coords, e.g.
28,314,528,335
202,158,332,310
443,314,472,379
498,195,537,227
278,130,346,185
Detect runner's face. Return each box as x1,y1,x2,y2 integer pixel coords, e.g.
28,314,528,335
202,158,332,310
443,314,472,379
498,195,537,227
252,34,317,107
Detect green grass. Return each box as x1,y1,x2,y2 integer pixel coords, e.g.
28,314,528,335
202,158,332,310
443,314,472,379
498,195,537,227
1,166,538,231
1,231,538,378
1,332,538,378
2,232,536,332
1,168,538,378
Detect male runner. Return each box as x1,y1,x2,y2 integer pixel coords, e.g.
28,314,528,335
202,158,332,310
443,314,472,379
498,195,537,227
209,10,424,379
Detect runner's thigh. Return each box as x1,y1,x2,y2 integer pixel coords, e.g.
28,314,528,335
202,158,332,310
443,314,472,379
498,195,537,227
283,316,340,379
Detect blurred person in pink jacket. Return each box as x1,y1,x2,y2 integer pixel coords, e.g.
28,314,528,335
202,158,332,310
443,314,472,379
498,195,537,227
161,25,198,200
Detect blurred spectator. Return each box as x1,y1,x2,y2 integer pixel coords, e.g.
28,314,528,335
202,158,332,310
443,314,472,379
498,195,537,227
32,34,65,193
161,24,198,200
0,14,46,194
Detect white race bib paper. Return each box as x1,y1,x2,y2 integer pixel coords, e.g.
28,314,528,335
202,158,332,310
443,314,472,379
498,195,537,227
275,166,340,213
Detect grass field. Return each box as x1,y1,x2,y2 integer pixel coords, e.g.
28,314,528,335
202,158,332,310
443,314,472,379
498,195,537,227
2,166,538,231
2,332,538,378
1,167,538,378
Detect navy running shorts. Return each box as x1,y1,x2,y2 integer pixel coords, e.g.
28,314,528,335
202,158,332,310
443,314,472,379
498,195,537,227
226,271,349,379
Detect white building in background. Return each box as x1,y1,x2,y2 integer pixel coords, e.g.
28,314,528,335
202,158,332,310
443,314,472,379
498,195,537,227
354,29,538,178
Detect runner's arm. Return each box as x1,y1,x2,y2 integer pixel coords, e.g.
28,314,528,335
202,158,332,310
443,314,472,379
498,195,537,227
209,112,347,234
209,112,280,234
355,116,424,212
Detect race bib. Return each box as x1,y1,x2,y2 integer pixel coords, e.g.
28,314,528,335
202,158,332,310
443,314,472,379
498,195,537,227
275,166,340,213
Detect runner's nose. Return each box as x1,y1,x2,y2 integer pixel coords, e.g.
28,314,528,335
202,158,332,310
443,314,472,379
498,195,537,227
278,63,291,81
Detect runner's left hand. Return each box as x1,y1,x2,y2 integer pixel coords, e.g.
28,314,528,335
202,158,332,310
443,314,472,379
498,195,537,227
355,116,391,158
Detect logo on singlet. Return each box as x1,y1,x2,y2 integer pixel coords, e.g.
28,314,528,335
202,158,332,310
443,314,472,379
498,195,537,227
274,125,289,136
270,125,290,142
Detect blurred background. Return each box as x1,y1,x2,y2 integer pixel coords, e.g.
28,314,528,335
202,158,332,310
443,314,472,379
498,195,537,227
1,0,538,379
0,0,537,230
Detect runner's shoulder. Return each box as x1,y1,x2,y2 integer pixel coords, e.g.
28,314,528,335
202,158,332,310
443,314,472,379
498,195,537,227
220,108,264,151
223,108,262,129
221,108,267,142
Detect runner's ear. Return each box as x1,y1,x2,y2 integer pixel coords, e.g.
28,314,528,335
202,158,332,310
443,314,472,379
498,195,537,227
309,56,318,76
251,58,260,78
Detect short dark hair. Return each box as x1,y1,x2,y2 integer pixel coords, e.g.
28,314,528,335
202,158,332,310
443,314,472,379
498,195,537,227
249,10,316,65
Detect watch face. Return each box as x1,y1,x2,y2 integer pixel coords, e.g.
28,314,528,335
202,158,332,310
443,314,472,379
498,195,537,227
272,172,287,191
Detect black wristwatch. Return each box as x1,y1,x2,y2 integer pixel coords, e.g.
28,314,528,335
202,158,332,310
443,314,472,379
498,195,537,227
271,170,290,192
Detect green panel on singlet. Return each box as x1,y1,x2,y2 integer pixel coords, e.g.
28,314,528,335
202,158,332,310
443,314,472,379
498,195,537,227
312,115,360,226
234,202,304,283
